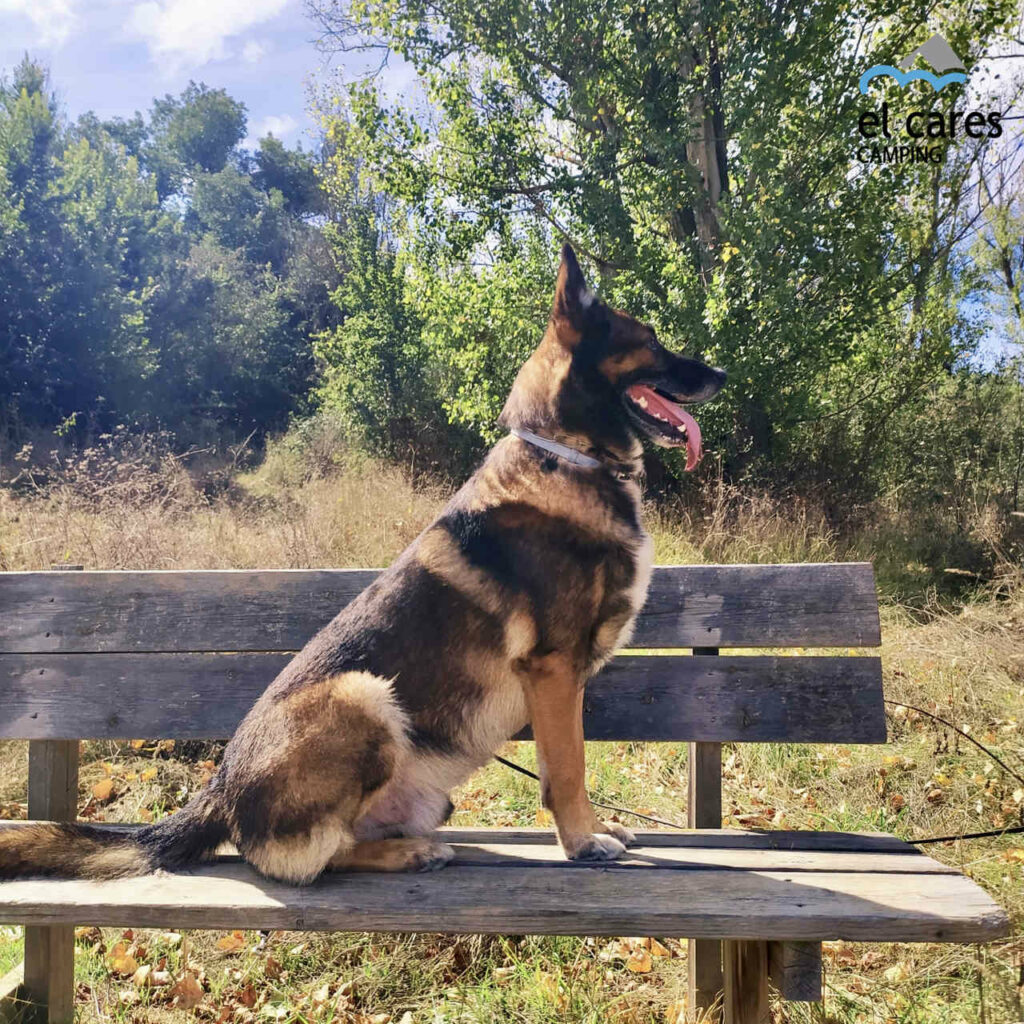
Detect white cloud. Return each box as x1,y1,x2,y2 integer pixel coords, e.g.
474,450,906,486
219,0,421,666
241,38,268,63
255,113,296,137
244,113,298,149
0,0,78,47
128,0,291,67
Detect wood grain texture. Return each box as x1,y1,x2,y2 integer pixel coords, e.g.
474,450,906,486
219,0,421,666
0,857,1006,940
22,740,78,1024
769,941,822,1002
687,642,724,1023
0,961,26,1024
0,653,886,743
724,941,770,1024
0,563,881,654
0,825,956,875
428,828,927,852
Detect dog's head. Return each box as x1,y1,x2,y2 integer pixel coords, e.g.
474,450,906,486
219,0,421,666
499,245,726,469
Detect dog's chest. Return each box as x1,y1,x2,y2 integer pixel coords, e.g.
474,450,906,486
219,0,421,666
586,526,654,672
625,528,654,618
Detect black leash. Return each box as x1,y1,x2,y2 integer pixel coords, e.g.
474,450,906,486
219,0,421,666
493,754,689,830
492,754,1024,846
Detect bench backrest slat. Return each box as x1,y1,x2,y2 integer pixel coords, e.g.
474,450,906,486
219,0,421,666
0,652,885,743
0,563,881,653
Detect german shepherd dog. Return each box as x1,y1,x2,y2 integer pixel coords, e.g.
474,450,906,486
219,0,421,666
0,246,725,884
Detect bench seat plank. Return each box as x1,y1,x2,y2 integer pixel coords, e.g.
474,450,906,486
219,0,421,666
0,829,1005,942
18,826,958,874
0,564,881,653
0,653,886,743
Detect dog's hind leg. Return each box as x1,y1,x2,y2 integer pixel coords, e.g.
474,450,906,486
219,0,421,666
225,671,412,884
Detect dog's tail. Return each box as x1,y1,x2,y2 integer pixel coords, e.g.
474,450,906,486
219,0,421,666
0,787,228,880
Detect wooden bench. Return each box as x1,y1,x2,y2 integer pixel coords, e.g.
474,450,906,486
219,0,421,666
0,564,1008,1023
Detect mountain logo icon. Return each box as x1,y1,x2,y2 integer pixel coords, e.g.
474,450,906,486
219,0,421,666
859,33,968,94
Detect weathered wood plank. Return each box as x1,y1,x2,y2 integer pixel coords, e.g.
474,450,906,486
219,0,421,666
0,823,959,874
0,654,886,743
687,649,724,1020
436,828,932,854
431,827,939,854
769,941,822,1001
22,740,78,1024
0,861,1006,940
0,961,26,1024
724,941,769,1024
0,563,881,654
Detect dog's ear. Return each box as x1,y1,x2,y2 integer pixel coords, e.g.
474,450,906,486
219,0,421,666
550,244,595,345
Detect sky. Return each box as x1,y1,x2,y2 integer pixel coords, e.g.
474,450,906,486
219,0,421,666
0,0,364,150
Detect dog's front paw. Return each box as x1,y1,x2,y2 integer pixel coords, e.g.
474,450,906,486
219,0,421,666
602,821,636,847
564,833,627,861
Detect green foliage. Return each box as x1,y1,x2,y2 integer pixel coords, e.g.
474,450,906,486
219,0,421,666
147,82,246,200
313,0,1021,503
0,59,337,443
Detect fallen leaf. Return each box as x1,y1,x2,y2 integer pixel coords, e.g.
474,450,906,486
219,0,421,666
648,938,672,958
626,949,653,973
536,971,567,1009
91,779,115,803
216,930,246,953
665,998,687,1024
535,807,553,827
884,963,911,984
106,942,137,976
264,955,282,979
141,768,158,782
170,971,204,1009
129,740,146,750
131,964,152,988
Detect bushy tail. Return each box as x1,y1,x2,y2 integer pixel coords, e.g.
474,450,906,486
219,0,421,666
0,788,228,881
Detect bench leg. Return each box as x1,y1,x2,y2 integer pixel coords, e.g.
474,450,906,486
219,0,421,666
723,941,769,1024
769,941,822,1002
687,734,723,1018
21,740,79,1024
688,939,723,1017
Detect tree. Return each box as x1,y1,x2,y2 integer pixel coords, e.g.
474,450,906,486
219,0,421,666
311,0,1018,491
147,82,247,200
0,62,337,443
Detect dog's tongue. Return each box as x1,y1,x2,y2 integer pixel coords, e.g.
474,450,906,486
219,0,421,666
627,385,703,471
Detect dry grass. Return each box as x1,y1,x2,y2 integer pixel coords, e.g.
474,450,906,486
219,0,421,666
0,438,1022,1022
0,447,446,573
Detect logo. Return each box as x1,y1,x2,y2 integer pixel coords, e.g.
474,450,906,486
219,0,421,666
852,29,1000,166
860,33,968,94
